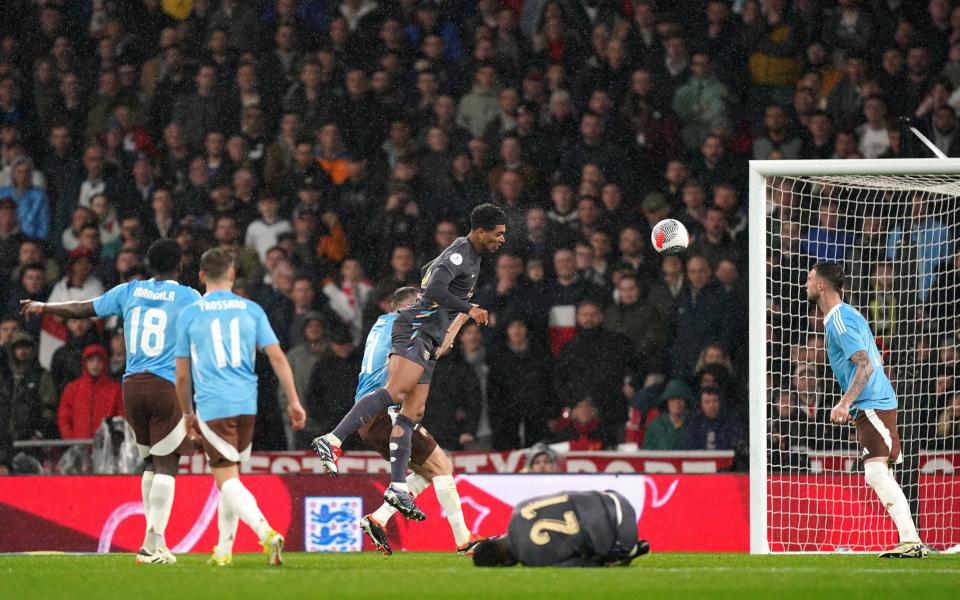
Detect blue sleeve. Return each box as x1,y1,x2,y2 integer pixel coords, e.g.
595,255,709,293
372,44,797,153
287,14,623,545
91,283,127,317
834,317,866,362
255,306,280,349
174,309,193,358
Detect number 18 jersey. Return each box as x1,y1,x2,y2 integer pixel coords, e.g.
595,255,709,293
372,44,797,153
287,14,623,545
175,290,279,420
92,278,202,384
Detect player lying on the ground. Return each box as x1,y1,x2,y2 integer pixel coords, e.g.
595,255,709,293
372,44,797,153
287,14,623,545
471,490,650,567
175,248,307,567
807,262,927,558
21,239,200,564
351,286,487,555
312,204,506,521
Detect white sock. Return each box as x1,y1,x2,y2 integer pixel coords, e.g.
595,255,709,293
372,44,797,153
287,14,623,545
324,433,342,448
390,481,409,492
864,461,920,543
144,474,175,551
216,492,239,557
141,471,154,528
433,475,470,547
220,478,271,542
372,473,431,524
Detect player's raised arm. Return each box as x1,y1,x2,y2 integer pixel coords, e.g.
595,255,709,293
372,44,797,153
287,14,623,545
20,299,95,319
263,343,306,430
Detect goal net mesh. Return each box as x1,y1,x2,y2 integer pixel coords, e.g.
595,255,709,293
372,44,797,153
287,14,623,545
765,173,959,552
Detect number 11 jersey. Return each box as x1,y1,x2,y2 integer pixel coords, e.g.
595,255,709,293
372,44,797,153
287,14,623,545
174,289,279,420
92,278,202,384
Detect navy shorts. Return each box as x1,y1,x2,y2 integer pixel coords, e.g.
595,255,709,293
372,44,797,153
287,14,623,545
390,314,438,385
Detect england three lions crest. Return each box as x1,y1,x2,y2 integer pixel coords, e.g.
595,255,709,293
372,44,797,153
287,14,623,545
304,496,363,552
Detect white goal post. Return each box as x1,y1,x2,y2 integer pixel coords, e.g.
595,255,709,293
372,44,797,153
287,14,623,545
749,159,960,554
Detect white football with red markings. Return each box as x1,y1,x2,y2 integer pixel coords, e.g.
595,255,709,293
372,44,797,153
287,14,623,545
651,219,689,256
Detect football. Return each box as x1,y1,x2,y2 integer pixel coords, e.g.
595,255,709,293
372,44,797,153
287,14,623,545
651,219,689,256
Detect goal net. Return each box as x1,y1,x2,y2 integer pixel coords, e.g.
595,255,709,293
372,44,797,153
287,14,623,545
749,160,960,553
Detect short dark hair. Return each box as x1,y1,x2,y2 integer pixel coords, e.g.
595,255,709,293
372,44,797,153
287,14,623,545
392,286,419,309
470,203,507,231
200,247,235,281
471,538,517,567
146,239,182,275
813,261,845,291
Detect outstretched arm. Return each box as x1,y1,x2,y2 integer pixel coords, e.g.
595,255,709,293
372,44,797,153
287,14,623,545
263,343,306,430
20,299,95,319
831,350,874,424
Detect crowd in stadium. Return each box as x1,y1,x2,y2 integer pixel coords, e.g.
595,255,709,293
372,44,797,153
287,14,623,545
2,0,960,474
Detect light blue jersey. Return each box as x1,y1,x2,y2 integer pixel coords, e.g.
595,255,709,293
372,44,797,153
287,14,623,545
823,302,897,415
92,278,202,383
175,290,279,420
355,313,397,402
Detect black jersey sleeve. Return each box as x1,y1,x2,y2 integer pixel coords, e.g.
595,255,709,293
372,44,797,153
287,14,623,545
422,261,473,314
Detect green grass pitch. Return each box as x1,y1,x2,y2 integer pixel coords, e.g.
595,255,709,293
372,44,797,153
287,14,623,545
3,552,959,599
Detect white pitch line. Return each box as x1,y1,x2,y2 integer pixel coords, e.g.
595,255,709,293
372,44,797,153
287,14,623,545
636,566,960,575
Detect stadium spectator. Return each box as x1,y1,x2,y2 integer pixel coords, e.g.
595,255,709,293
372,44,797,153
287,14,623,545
0,316,19,348
886,194,952,302
753,104,801,160
301,327,361,449
768,389,814,469
554,300,636,447
603,273,668,377
683,386,744,451
549,398,604,451
544,248,603,355
49,317,100,395
688,207,741,269
672,51,731,152
38,248,103,370
279,313,327,451
322,259,372,344
424,327,483,451
0,158,49,240
523,444,561,473
57,345,122,440
4,331,56,441
643,379,691,451
668,255,734,379
487,318,552,450
936,392,960,447
801,198,853,263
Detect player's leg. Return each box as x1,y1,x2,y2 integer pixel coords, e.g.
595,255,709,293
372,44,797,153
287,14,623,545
203,415,284,565
126,374,185,564
383,380,431,520
858,410,927,558
142,452,179,561
141,456,154,524
313,354,423,474
413,446,484,553
357,412,431,555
